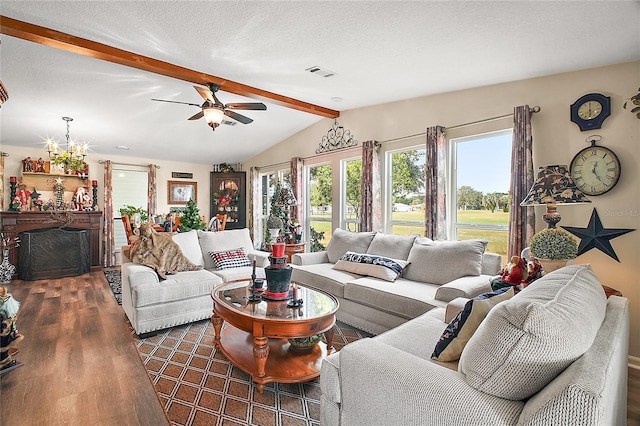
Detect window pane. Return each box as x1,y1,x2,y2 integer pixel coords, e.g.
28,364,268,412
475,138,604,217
454,131,511,256
344,158,361,232
308,164,332,250
390,149,425,235
112,169,148,250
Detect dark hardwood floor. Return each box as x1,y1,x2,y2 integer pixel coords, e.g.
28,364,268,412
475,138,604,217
0,271,168,426
0,270,638,425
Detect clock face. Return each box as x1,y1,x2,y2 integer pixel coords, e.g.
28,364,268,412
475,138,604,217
577,100,603,120
570,145,621,196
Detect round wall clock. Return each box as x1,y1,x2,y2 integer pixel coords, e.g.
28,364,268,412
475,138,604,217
570,93,611,131
569,136,621,196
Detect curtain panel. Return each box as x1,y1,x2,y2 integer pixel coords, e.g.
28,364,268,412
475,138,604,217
250,167,261,244
148,164,157,216
425,126,447,240
290,157,304,225
103,160,115,267
360,140,382,232
509,105,535,257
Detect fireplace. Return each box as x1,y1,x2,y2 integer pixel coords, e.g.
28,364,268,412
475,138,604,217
18,228,90,280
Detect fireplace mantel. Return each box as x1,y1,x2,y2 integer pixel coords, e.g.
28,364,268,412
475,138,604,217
1,211,103,278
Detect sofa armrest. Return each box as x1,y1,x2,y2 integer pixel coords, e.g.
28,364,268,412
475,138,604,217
291,251,329,265
445,297,470,323
336,339,523,425
122,262,160,288
481,252,502,275
247,250,270,268
434,275,492,302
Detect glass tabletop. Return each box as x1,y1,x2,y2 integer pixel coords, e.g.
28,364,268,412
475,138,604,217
212,279,339,321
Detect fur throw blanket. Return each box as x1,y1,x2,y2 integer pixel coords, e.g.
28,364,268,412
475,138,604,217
129,223,202,279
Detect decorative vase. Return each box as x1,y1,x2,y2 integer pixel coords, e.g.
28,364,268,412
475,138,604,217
538,259,568,275
264,265,292,299
0,249,16,284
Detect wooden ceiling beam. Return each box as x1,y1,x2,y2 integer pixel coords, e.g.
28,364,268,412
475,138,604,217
0,15,340,119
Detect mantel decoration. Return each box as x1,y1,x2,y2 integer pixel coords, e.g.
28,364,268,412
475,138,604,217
562,208,635,262
45,117,89,176
623,86,640,119
316,119,358,154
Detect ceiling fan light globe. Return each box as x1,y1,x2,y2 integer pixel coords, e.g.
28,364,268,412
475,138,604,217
203,107,224,125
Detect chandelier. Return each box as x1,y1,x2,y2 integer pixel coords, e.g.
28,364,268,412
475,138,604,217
45,116,88,161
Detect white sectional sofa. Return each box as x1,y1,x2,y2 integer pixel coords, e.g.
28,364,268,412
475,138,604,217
320,264,629,426
121,228,269,336
291,228,502,335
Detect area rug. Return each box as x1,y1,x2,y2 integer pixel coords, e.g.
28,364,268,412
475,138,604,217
104,269,122,305
133,319,372,426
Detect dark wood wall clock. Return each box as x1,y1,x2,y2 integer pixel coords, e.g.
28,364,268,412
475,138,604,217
570,93,611,131
569,136,621,196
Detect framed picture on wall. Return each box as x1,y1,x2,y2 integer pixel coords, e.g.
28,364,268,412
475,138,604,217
168,180,197,204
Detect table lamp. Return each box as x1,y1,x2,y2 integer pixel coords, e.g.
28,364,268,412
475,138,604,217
520,164,591,228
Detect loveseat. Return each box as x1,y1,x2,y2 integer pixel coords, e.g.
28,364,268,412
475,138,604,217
320,264,629,425
291,229,502,335
121,228,269,336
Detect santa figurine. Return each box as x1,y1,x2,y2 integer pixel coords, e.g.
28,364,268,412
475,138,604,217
74,186,87,211
491,255,527,292
0,287,24,374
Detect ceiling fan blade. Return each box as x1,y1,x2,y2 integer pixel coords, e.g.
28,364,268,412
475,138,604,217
194,86,214,102
187,111,204,121
225,102,267,111
152,98,201,108
224,110,253,124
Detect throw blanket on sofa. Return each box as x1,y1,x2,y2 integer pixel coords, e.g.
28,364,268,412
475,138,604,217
130,223,201,279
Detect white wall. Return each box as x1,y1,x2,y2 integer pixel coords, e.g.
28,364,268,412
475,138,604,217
244,61,640,360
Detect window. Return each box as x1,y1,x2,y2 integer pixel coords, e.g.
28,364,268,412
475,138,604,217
387,148,426,235
342,158,361,232
112,168,148,251
450,130,512,256
307,163,332,249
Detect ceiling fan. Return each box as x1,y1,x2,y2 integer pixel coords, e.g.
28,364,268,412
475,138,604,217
152,83,267,131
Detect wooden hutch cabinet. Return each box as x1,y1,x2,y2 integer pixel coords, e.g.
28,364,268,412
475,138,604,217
210,172,246,229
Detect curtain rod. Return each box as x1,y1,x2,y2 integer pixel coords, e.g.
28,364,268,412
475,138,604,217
382,106,541,144
98,160,160,168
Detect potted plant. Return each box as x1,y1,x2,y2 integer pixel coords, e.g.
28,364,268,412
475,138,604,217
266,215,283,241
529,228,578,274
623,87,640,119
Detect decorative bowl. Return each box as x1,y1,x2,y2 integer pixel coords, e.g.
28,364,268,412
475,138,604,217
288,334,323,353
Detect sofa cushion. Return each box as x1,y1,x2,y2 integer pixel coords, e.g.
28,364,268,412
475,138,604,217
172,230,205,267
334,252,409,282
432,287,514,362
291,264,357,299
209,248,252,270
326,228,376,263
343,277,441,320
210,265,266,282
459,264,607,400
131,270,221,308
198,229,255,270
404,239,488,285
366,233,417,261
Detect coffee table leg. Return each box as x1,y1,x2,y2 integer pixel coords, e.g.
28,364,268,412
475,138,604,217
253,336,269,394
324,325,336,354
212,314,223,349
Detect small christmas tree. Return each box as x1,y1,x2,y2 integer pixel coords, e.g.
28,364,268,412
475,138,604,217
178,199,206,232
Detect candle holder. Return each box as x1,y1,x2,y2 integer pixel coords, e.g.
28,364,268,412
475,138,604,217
91,181,99,210
287,284,303,308
8,180,19,211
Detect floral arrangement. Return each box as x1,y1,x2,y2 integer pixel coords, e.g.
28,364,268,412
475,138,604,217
1,233,20,251
50,152,85,172
213,188,238,208
529,228,578,260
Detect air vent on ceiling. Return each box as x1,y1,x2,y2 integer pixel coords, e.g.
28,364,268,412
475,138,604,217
305,66,336,78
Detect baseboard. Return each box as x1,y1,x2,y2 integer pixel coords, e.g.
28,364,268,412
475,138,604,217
629,355,640,370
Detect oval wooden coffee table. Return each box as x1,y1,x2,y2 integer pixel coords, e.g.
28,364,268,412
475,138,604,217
211,279,339,393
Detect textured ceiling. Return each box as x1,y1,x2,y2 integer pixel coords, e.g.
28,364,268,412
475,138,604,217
1,1,639,164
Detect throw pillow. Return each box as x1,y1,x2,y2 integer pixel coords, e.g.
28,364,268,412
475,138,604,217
459,264,607,400
209,248,252,270
326,228,377,263
333,251,409,282
432,287,514,362
366,233,417,261
404,239,488,285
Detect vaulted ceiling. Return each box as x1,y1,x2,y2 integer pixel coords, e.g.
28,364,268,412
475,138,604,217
1,1,639,164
